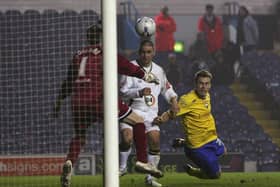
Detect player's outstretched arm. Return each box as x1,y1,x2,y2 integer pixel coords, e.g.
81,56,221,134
53,62,77,118
118,55,159,84
53,81,70,118
152,109,176,125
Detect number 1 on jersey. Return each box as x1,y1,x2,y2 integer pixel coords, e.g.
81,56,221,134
78,56,88,77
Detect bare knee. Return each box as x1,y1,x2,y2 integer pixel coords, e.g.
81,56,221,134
120,128,133,151
147,131,160,154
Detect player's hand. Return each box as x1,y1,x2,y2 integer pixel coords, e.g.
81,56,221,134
152,110,171,125
172,138,185,148
143,72,159,85
139,87,151,97
170,104,179,117
170,98,179,116
152,116,164,126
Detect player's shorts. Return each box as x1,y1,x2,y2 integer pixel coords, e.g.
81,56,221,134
118,100,132,120
72,100,131,132
184,138,225,178
119,109,159,133
72,105,103,135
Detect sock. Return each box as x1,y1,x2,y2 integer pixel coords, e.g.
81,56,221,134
147,153,160,178
148,153,160,167
133,123,147,163
119,147,131,170
66,136,84,165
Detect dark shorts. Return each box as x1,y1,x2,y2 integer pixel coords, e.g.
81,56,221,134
118,99,132,120
71,99,132,134
184,138,225,177
71,105,103,135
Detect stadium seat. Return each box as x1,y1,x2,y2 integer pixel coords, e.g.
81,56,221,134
42,9,59,19
257,140,279,153
258,163,280,172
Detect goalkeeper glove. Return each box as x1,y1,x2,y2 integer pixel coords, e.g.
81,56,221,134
143,72,159,84
172,138,185,148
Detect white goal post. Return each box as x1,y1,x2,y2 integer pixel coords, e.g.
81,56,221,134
102,0,119,187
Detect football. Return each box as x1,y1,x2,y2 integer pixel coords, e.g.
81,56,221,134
135,16,156,37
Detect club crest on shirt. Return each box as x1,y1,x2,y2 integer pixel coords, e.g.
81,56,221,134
144,94,155,106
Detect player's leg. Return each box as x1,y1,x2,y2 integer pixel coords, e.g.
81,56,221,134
183,145,210,179
147,130,161,171
119,124,133,176
118,101,162,177
66,106,90,164
119,100,148,164
184,139,225,179
145,128,163,187
61,106,91,187
200,139,225,179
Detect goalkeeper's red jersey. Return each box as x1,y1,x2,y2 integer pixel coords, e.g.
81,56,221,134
70,45,145,107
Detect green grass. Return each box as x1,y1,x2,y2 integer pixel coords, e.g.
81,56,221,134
1,173,280,187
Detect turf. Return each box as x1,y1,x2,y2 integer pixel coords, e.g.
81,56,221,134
0,172,280,187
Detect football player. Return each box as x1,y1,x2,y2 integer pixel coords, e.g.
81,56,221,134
154,69,227,179
119,39,179,187
54,20,161,187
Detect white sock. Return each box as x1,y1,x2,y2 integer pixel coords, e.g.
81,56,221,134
146,153,160,178
148,154,160,167
119,147,131,170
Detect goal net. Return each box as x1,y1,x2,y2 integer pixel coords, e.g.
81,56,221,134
0,5,104,186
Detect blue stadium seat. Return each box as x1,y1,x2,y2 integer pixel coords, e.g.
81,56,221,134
79,9,99,20
257,151,280,171
23,9,40,20
42,9,59,19
258,163,280,172
257,140,279,153
5,9,22,19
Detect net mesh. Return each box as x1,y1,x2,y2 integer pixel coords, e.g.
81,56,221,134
0,8,104,183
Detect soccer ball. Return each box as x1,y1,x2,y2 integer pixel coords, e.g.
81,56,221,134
135,16,156,37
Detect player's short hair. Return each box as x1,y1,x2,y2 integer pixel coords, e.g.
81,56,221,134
87,20,102,45
194,69,213,82
138,39,154,53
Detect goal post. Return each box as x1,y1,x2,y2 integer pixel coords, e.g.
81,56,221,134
0,1,120,186
102,0,119,187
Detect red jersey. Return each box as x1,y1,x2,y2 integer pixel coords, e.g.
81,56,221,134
71,45,103,106
68,45,145,107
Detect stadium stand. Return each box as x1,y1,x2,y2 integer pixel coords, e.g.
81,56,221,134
0,9,279,171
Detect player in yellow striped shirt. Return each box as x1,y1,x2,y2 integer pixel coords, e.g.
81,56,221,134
154,69,226,179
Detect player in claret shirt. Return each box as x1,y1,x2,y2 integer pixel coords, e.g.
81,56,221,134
54,20,161,187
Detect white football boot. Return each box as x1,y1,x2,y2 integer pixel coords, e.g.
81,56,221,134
135,161,163,178
60,160,73,187
145,176,162,187
119,167,128,177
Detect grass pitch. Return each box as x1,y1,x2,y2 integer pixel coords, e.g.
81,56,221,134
0,172,280,187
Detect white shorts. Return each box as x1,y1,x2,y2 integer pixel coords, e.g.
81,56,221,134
119,109,160,133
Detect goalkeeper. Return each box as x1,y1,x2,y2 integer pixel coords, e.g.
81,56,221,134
154,69,226,179
54,21,161,187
